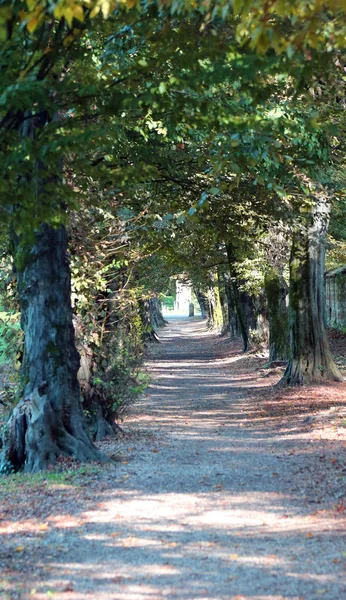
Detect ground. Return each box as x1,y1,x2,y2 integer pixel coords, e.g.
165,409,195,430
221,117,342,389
0,318,346,600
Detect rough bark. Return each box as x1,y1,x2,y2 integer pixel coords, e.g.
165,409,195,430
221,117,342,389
149,297,167,329
94,402,124,441
223,274,239,339
139,299,160,342
0,225,107,473
195,290,208,319
218,270,230,335
264,267,289,363
206,279,223,331
279,197,343,386
225,244,249,352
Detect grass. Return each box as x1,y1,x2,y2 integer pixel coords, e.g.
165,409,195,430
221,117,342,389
0,463,105,494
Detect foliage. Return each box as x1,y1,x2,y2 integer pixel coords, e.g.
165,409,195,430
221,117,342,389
1,0,346,470
0,308,21,368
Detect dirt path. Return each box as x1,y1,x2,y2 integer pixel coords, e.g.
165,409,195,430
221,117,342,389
1,317,346,600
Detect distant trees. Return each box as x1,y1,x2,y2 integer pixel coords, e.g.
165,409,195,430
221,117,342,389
2,0,346,471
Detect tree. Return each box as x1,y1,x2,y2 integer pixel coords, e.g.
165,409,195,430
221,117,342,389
3,0,346,472
281,194,343,384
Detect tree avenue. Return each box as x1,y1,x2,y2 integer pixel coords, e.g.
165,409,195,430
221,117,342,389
1,0,346,471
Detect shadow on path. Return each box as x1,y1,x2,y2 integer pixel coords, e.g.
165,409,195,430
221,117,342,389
0,318,345,600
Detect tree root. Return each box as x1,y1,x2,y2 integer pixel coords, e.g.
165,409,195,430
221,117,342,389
277,358,344,387
94,403,124,441
0,390,110,473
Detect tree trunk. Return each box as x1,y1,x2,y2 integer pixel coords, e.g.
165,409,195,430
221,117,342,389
279,197,343,385
139,299,160,342
0,224,107,473
223,274,239,339
195,290,208,318
225,244,249,352
206,276,223,330
149,297,167,328
264,267,289,363
218,269,230,335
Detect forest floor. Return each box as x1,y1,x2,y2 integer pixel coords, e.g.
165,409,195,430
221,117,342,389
1,317,346,600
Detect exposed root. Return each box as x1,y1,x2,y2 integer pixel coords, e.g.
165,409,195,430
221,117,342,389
0,390,110,473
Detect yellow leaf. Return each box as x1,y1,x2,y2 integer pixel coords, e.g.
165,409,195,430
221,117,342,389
14,546,25,552
72,4,84,22
27,16,38,33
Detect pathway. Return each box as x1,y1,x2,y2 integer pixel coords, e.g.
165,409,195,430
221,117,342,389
1,317,345,600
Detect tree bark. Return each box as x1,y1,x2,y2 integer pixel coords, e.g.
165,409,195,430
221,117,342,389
139,299,160,342
223,273,239,339
0,224,107,473
195,290,208,318
149,297,167,328
264,267,289,363
279,197,343,385
225,243,249,352
218,269,230,335
206,277,223,330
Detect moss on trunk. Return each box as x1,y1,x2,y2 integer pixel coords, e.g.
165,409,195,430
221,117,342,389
265,267,289,363
279,198,343,386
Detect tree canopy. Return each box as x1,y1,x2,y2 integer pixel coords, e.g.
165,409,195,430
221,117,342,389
2,0,346,471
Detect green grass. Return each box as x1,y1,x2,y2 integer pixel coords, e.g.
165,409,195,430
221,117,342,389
0,463,104,493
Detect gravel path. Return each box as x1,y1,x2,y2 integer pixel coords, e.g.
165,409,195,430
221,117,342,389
1,317,345,600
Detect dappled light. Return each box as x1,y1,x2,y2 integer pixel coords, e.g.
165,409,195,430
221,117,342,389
1,319,345,599
2,4,346,597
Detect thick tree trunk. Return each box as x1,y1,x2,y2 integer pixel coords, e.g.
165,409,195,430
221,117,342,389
139,299,160,342
218,269,230,335
206,277,223,330
0,224,107,473
195,290,208,318
149,297,167,329
225,244,249,352
264,267,289,363
223,274,239,339
279,197,343,385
